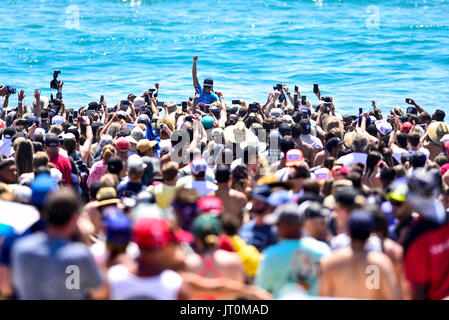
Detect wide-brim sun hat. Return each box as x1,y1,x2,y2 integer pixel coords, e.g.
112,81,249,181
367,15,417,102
428,122,449,146
223,121,256,144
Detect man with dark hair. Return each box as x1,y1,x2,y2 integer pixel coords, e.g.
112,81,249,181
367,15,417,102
320,210,400,299
407,131,430,159
208,164,247,218
192,56,218,105
291,123,315,164
147,161,179,209
44,133,72,185
299,119,323,149
0,158,17,184
432,109,445,122
11,189,104,299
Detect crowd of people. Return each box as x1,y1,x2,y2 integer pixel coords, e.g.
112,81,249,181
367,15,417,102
0,56,449,300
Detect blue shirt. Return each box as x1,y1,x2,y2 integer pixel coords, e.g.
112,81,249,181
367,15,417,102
239,221,277,253
256,237,331,298
195,84,218,105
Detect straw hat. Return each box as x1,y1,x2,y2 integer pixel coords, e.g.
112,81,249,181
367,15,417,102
322,115,344,133
343,131,355,148
428,122,449,146
224,121,255,144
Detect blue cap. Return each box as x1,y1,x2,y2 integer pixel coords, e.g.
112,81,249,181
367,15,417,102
349,210,374,241
202,115,215,130
27,116,40,127
267,190,292,207
252,185,271,202
102,207,132,245
30,173,58,208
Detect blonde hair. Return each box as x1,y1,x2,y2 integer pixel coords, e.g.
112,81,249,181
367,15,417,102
33,151,49,169
101,144,116,163
49,124,63,135
100,173,119,188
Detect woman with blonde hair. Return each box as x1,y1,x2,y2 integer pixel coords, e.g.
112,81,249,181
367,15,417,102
87,144,116,188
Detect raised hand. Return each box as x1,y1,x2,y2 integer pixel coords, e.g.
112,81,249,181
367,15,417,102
155,82,160,89
34,89,41,100
193,56,198,63
18,90,25,102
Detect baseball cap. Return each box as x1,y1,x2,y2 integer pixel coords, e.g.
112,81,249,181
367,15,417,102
278,122,292,136
137,139,158,154
349,210,374,240
264,202,304,225
325,137,343,151
335,187,360,207
127,154,147,171
285,149,304,167
115,137,130,153
30,173,58,208
3,127,16,140
197,197,223,216
374,119,393,136
304,202,330,220
107,156,123,175
102,207,132,245
313,167,333,184
267,190,293,207
27,115,40,128
44,133,60,148
99,134,113,148
251,184,271,203
131,127,144,142
133,217,179,249
137,114,150,125
385,178,408,203
191,158,208,175
63,133,76,150
299,119,311,135
51,115,65,125
203,78,214,87
401,122,413,134
193,214,222,239
133,98,146,110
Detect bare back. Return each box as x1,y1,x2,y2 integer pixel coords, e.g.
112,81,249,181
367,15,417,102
210,187,247,218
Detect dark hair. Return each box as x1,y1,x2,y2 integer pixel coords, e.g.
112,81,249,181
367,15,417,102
407,132,420,147
365,151,382,178
238,107,248,118
302,178,320,195
347,171,362,189
215,164,231,183
433,109,445,121
291,123,301,139
90,180,102,200
380,167,396,188
43,189,81,226
397,133,408,149
280,136,295,154
263,119,274,131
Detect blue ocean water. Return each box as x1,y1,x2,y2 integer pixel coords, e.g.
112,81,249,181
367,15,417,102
1,0,448,114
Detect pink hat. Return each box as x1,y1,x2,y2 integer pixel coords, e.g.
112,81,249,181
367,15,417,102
115,137,130,153
285,149,304,167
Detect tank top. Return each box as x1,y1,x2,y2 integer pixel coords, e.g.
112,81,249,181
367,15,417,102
107,265,183,300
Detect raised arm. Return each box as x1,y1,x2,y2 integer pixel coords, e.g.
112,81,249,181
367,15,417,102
81,116,93,163
283,85,295,108
34,89,42,118
17,90,25,117
192,56,199,88
406,98,426,114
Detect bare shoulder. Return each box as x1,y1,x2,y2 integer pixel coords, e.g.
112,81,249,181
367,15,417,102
367,251,395,270
321,247,351,268
229,188,248,201
383,238,403,263
215,249,243,266
184,253,203,272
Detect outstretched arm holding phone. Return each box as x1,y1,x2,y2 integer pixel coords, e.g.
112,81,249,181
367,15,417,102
192,56,199,89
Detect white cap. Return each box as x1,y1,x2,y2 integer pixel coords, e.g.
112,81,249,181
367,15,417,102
51,115,65,125
133,98,146,110
440,134,449,144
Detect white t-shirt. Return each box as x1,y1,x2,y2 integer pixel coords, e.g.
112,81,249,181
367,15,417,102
337,152,368,169
300,134,323,149
184,180,218,197
107,265,183,300
408,147,430,159
391,144,408,164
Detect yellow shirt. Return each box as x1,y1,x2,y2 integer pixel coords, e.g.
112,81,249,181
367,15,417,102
147,183,176,209
230,235,261,278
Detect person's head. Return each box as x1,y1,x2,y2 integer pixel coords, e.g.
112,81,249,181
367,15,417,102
411,151,427,169
287,165,310,193
396,132,408,149
349,210,374,243
251,184,271,216
44,133,60,156
385,180,414,221
278,122,292,137
380,167,396,189
102,207,132,255
203,78,214,94
407,131,420,149
101,144,116,164
280,136,295,154
365,151,382,176
133,217,181,270
351,133,368,153
0,158,17,184
115,137,130,160
107,155,124,176
418,112,432,125
162,161,179,184
15,139,34,176
193,214,222,253
303,201,330,242
325,137,343,157
137,139,158,157
432,109,445,122
215,164,230,185
43,189,81,237
190,157,208,180
127,154,146,182
333,187,362,233
33,151,49,169
266,203,304,239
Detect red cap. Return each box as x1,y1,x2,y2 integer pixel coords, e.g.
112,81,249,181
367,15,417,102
133,218,179,249
401,122,413,134
115,137,130,152
285,149,304,167
333,166,349,176
441,163,449,175
197,197,223,215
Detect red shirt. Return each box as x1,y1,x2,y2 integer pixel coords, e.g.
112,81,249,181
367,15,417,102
49,153,72,186
404,222,449,300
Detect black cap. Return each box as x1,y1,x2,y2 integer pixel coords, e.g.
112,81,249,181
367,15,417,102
278,122,292,137
12,132,27,143
203,78,214,87
44,133,60,148
107,156,124,175
335,187,359,207
304,202,329,219
299,119,311,135
325,137,343,151
3,127,16,139
349,210,374,241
